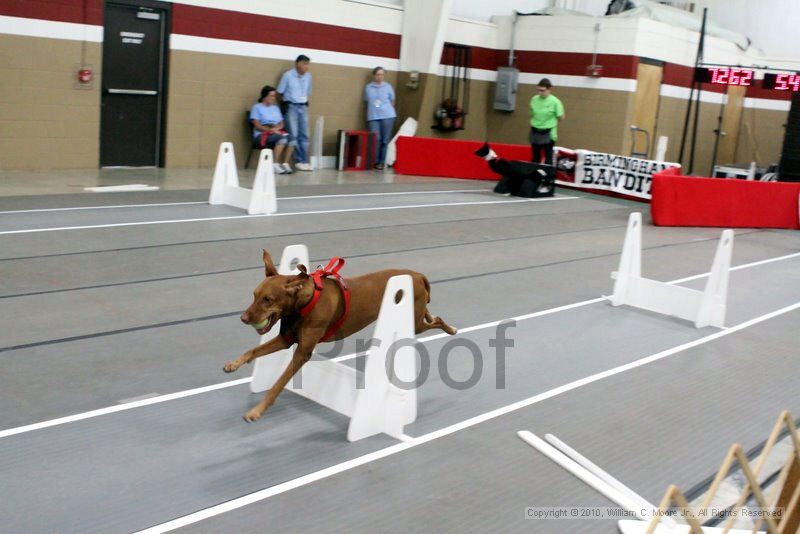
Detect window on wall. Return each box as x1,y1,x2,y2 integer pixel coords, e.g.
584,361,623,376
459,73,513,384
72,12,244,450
433,43,471,131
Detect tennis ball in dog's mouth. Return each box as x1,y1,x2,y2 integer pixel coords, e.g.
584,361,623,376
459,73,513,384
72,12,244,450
252,318,269,330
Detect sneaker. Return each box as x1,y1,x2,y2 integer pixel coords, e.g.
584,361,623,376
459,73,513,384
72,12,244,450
295,162,313,171
281,163,293,174
273,163,286,175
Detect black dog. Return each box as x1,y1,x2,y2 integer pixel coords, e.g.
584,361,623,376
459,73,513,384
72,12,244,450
475,142,555,198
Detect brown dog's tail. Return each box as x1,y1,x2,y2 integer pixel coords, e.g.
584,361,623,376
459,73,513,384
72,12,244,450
422,275,431,303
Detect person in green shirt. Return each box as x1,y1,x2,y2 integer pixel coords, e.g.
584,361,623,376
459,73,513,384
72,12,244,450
529,78,565,165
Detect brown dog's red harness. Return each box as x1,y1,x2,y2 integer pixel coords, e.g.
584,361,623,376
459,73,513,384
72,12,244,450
283,257,350,345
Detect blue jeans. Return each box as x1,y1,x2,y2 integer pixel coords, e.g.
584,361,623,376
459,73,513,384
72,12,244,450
284,103,309,163
367,117,395,165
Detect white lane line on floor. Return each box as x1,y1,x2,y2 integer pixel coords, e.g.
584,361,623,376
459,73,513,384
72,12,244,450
117,392,162,404
0,248,796,439
0,196,578,235
0,378,251,439
333,296,609,362
0,201,208,214
0,298,603,439
0,189,492,214
670,251,800,284
134,299,800,534
278,188,491,200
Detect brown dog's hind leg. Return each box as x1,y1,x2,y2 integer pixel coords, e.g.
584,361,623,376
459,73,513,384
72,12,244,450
223,335,291,373
416,309,458,335
244,346,313,422
414,275,457,335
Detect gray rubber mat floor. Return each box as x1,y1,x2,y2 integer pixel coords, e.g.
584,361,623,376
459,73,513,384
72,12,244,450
0,189,570,233
1,180,799,533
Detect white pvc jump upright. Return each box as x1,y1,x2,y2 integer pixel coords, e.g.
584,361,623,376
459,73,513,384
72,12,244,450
251,245,418,442
385,117,418,167
611,212,734,328
311,116,324,170
208,142,277,215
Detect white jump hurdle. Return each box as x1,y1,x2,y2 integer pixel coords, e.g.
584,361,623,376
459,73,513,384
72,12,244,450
251,245,418,442
385,117,418,167
208,142,277,215
611,212,733,328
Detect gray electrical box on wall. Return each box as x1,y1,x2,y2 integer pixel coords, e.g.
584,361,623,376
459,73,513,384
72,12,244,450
494,67,519,111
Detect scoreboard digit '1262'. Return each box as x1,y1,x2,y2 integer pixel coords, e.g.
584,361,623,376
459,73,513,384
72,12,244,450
694,67,754,86
694,67,800,92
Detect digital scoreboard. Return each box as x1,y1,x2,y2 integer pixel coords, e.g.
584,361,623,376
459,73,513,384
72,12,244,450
694,67,800,92
694,67,754,86
763,73,800,92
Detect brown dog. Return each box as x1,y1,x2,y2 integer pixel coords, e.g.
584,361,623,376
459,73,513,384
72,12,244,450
224,250,457,422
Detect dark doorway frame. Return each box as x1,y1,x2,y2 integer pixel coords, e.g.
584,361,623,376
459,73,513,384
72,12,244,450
100,0,171,167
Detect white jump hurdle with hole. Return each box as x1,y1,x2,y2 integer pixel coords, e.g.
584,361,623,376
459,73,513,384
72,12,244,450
209,142,277,215
611,212,733,328
250,244,418,442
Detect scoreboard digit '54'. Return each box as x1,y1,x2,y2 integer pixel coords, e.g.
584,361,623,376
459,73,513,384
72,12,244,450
763,73,800,92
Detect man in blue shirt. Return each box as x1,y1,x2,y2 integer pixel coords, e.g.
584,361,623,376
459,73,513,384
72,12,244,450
277,54,313,171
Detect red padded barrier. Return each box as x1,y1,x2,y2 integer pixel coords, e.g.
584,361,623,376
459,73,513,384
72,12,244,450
651,170,800,229
394,136,530,180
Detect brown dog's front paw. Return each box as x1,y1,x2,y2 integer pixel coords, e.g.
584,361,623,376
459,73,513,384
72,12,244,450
243,409,263,423
223,361,240,373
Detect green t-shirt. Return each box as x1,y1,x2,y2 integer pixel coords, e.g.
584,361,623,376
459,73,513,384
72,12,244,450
530,94,564,141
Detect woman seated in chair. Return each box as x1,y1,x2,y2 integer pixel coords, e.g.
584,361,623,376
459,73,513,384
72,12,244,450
250,85,294,174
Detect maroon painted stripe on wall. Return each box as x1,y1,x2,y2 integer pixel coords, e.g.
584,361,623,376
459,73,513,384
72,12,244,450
3,2,789,102
172,4,400,59
662,62,695,88
746,80,792,101
0,0,103,25
440,44,505,71
1,0,400,59
441,45,638,79
516,51,639,79
445,45,788,101
663,62,725,94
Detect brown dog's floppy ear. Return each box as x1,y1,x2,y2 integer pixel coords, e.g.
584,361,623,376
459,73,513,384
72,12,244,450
284,276,307,296
262,249,278,277
296,264,309,278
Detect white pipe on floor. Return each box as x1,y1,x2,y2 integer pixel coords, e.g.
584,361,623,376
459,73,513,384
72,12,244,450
84,184,160,192
517,431,651,522
545,433,677,529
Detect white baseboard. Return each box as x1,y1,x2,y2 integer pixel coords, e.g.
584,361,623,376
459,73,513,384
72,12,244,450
310,155,338,169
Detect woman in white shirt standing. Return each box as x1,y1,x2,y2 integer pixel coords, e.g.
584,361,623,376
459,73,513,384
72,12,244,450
363,67,397,170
